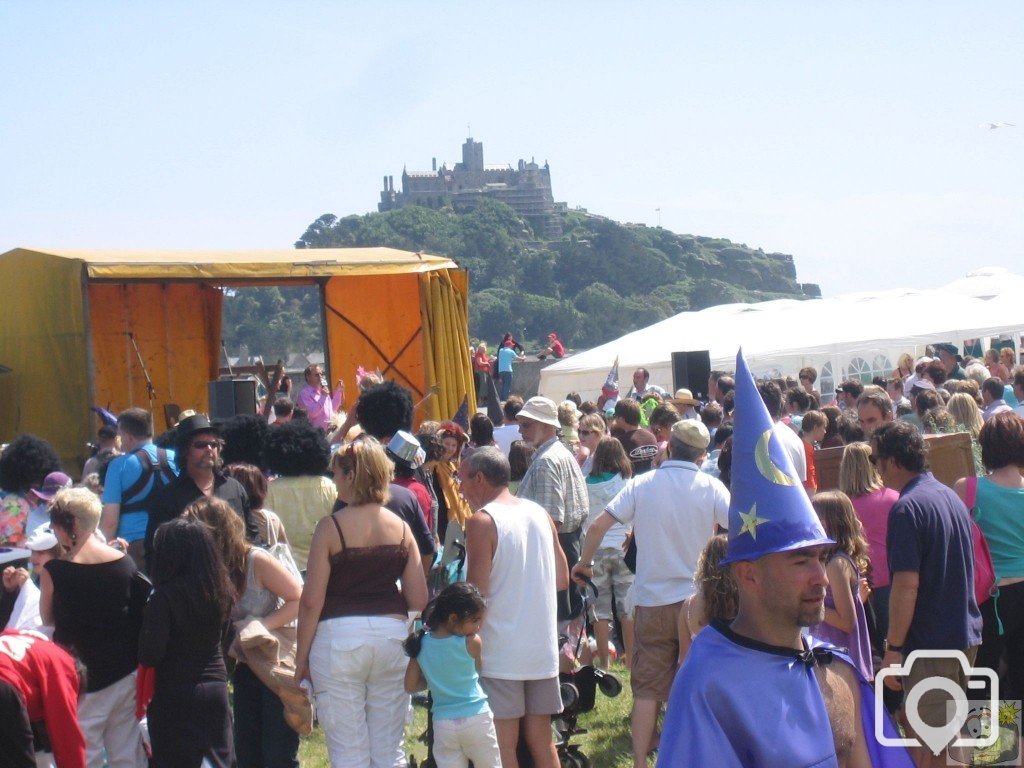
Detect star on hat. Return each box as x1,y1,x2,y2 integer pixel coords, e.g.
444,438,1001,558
738,504,769,539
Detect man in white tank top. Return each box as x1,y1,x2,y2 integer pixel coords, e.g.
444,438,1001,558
461,447,570,768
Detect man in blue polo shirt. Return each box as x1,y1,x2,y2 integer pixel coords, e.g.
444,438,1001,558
872,421,982,768
100,408,177,571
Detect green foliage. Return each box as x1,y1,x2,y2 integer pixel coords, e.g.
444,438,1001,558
221,285,322,362
246,200,810,360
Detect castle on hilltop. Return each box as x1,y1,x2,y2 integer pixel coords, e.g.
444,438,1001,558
378,137,562,238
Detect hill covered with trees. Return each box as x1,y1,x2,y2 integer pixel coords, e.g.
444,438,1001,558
224,201,818,360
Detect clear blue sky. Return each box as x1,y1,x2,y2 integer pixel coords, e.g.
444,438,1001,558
2,2,1021,296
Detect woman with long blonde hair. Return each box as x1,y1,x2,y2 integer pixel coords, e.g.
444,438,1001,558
809,491,874,681
838,442,899,644
947,392,983,439
895,352,914,379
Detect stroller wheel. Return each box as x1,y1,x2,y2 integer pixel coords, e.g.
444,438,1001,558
597,672,623,698
561,747,592,768
559,681,580,710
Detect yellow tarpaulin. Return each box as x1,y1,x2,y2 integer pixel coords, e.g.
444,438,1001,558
0,247,470,472
0,250,89,468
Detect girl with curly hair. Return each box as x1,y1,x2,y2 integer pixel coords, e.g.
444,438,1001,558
677,534,737,663
809,491,874,681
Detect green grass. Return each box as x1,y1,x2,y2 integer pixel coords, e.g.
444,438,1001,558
297,664,637,767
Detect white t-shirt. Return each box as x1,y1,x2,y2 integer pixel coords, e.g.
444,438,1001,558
606,460,730,607
774,421,808,482
476,498,559,680
492,423,520,456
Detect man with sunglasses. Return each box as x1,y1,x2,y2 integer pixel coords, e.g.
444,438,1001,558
145,414,256,561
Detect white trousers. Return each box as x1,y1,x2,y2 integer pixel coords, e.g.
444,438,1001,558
78,671,146,768
434,711,503,768
310,615,410,768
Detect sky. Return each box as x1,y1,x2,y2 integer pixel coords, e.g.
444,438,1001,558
1,2,1021,297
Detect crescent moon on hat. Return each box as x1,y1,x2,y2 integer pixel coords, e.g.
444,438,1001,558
755,429,798,487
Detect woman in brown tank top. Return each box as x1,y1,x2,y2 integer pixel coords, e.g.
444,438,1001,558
295,437,428,768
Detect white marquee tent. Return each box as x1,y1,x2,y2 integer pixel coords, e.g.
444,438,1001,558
538,268,1024,404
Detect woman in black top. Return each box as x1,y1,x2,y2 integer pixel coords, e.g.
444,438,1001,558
140,516,234,768
40,486,149,768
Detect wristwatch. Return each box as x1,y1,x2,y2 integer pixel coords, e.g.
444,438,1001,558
884,639,904,653
582,560,594,568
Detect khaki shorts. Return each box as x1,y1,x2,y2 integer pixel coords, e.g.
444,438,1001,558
631,601,683,701
903,646,978,729
479,676,562,720
592,547,635,620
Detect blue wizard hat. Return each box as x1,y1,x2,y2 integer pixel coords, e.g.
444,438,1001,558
720,350,833,564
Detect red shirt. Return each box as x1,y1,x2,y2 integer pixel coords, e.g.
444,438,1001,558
802,438,818,494
393,477,434,532
472,350,492,373
0,630,85,767
551,339,565,357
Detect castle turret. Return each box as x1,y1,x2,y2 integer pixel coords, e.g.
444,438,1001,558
462,138,484,172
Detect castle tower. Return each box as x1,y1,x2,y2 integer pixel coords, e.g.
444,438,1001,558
462,137,484,172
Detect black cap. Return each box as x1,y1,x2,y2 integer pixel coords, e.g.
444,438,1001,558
934,342,959,356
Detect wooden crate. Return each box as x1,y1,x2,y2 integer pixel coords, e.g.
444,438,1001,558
814,431,975,493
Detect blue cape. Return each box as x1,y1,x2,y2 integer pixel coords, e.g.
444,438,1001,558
657,622,913,768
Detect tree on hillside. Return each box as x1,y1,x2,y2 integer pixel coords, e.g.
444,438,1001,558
280,199,813,354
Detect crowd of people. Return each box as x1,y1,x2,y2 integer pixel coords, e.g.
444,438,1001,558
0,338,1021,767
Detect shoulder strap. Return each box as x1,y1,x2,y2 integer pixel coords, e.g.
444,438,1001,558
966,475,978,511
330,514,345,551
121,448,156,502
154,448,174,481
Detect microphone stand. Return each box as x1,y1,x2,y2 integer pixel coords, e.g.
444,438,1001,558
221,339,234,377
126,332,156,413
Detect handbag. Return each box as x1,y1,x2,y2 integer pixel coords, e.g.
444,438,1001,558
965,476,997,606
623,533,637,574
261,512,303,585
265,540,303,585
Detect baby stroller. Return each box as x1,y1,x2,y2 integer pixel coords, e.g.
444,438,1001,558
514,578,623,767
547,578,623,768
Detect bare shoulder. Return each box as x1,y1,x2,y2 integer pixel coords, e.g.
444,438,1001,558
466,508,495,532
828,653,862,689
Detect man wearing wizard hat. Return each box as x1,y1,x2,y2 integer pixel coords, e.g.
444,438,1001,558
658,351,912,768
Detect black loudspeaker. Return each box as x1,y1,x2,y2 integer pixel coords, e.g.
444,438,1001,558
671,351,712,402
208,379,258,420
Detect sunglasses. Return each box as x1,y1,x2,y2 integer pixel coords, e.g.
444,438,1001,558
578,429,598,437
192,439,223,450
